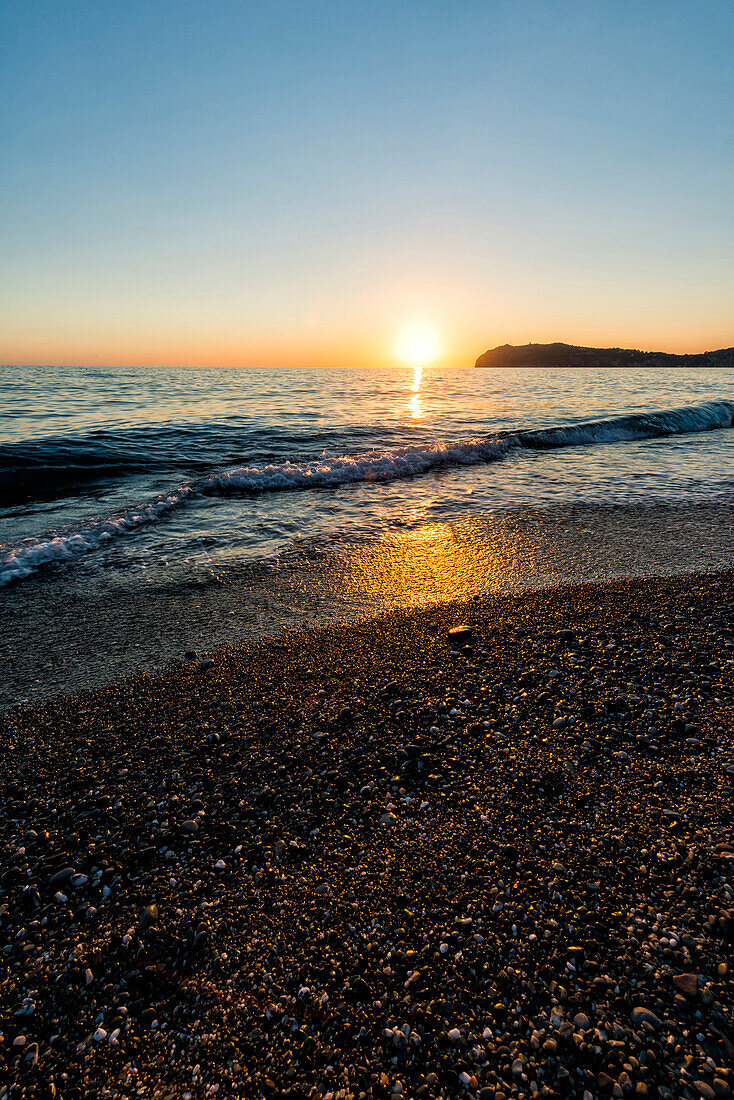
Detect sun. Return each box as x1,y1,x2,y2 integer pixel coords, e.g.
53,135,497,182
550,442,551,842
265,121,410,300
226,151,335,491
394,322,441,367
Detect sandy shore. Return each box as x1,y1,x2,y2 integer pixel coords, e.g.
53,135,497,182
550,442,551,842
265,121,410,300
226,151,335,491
1,572,733,1099
5,498,734,707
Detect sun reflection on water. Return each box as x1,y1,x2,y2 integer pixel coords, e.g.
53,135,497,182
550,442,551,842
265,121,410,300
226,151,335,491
408,364,423,420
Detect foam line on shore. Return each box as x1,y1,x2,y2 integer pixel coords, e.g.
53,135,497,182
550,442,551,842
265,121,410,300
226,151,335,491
0,486,193,585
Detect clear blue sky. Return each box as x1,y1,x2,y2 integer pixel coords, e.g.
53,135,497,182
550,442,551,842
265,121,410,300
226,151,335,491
2,0,733,366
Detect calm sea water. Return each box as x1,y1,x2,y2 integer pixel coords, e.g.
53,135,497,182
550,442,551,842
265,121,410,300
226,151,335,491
2,363,734,591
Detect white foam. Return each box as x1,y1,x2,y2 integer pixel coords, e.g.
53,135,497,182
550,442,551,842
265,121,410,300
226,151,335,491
0,486,193,586
207,436,513,493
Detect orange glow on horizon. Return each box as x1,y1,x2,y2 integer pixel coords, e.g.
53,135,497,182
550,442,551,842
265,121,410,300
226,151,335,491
1,319,733,370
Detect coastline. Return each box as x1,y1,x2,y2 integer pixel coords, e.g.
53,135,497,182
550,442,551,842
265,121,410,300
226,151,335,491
1,569,733,1097
5,497,734,706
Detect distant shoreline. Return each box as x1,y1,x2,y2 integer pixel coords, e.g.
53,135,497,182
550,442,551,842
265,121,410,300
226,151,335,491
475,341,734,368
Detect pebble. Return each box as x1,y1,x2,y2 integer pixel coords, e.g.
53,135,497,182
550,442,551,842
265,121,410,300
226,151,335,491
631,1007,663,1030
49,866,75,886
673,972,700,997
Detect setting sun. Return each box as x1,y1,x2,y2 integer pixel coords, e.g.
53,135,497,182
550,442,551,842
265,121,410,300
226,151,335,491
394,322,442,367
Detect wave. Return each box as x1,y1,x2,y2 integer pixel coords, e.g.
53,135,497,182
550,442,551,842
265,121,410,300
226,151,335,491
0,422,391,505
206,435,515,492
516,400,734,449
0,487,193,585
2,400,732,586
206,401,734,493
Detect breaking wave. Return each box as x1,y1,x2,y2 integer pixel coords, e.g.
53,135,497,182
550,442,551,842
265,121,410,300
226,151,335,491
0,487,193,585
2,400,732,586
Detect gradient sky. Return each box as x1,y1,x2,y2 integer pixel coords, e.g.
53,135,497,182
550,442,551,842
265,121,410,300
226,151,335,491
2,0,733,368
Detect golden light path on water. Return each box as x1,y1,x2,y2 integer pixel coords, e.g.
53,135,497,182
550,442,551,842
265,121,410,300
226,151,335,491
408,364,423,420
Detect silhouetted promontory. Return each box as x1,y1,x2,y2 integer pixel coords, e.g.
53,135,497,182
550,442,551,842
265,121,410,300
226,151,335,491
475,341,734,368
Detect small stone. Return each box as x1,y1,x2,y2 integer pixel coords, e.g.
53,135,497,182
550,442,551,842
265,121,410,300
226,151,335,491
380,812,397,826
139,904,159,930
181,819,199,833
631,1006,662,1030
693,1083,716,1100
448,625,474,645
673,972,699,998
574,1012,590,1030
350,977,371,1001
49,867,75,887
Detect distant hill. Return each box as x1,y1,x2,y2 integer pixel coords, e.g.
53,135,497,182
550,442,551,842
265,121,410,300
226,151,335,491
475,342,734,368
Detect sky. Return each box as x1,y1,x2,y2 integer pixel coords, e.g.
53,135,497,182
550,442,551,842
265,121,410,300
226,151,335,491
2,0,733,369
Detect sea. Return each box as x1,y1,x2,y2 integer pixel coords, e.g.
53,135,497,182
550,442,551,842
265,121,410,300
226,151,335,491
3,362,734,586
2,363,734,668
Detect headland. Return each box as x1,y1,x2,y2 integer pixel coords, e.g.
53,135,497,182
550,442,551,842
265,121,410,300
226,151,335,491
475,342,734,368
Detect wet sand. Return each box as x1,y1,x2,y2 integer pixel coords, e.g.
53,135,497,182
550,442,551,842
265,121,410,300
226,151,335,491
1,572,733,1098
4,498,734,706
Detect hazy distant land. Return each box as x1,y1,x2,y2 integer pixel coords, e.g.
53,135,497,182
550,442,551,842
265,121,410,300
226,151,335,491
475,341,734,368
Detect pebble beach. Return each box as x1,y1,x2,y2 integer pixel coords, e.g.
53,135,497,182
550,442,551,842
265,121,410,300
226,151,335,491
1,571,733,1100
